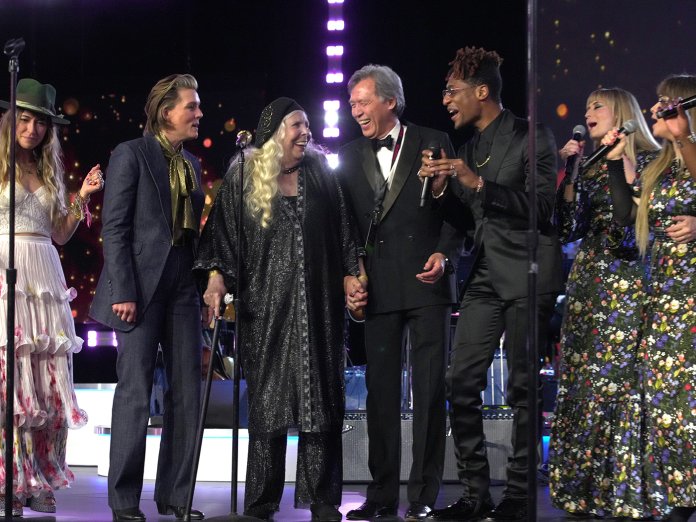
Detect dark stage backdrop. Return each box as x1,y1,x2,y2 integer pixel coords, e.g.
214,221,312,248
0,0,692,322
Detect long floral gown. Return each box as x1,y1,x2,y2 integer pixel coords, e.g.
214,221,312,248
640,160,696,518
549,154,655,519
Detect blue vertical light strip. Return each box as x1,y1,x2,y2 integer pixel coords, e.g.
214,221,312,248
324,0,345,168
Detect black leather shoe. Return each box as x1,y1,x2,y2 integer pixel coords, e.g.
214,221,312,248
405,502,432,520
311,503,342,522
483,498,527,522
156,501,205,520
112,507,146,522
346,500,397,520
427,495,494,520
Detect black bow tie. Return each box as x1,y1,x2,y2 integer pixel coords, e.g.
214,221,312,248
372,135,394,151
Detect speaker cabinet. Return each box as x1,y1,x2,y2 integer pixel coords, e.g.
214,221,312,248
342,408,513,483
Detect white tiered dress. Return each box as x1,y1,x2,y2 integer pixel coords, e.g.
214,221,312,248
0,183,87,499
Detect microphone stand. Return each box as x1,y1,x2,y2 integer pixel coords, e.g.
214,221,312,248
185,133,259,522
3,37,24,520
525,2,539,521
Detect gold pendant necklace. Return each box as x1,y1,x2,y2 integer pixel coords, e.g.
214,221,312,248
475,155,491,168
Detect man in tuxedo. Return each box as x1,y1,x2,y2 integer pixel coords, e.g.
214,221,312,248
336,64,463,521
420,47,562,522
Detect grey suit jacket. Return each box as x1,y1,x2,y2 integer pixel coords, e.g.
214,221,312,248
89,135,204,331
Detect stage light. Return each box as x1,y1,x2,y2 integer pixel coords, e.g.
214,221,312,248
325,110,339,127
323,127,340,138
203,138,213,148
63,98,79,116
328,0,344,3
326,72,344,84
556,103,568,119
224,118,237,132
87,330,97,348
326,45,344,56
326,153,339,169
323,100,340,111
327,20,344,31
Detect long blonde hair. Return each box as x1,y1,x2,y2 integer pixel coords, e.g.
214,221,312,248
636,75,696,256
586,87,659,166
0,109,68,222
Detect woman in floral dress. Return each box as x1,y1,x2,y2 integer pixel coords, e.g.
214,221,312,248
605,74,696,522
0,79,102,515
549,87,660,519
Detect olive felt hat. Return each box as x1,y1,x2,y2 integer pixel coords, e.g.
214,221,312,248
0,78,70,125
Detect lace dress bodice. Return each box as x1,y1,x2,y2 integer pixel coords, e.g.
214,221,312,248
0,183,53,237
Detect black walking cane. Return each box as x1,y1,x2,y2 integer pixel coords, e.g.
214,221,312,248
3,37,24,520
183,131,260,522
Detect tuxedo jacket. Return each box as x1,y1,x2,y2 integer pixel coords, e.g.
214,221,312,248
337,123,463,314
89,135,204,331
439,110,563,301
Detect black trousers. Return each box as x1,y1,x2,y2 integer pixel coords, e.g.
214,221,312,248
243,429,342,516
447,259,555,501
364,304,450,506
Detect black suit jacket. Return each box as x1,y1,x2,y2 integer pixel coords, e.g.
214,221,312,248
89,135,204,331
439,110,563,301
337,123,463,314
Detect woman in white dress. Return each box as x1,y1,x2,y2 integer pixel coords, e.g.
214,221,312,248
0,78,103,515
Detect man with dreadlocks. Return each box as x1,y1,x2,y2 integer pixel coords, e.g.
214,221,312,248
419,47,562,522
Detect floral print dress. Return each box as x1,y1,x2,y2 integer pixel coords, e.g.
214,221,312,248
641,160,696,518
549,154,655,519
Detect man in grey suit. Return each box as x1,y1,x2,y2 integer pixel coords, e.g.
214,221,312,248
90,74,206,522
337,65,463,522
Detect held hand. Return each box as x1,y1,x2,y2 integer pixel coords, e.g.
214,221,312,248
559,139,584,161
601,128,627,161
80,164,104,198
203,273,227,319
662,98,693,141
419,148,448,196
666,215,696,243
421,149,479,190
416,253,447,284
344,275,368,311
112,301,137,323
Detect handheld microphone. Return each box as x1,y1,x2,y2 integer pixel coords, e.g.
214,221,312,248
565,124,586,174
580,119,637,170
420,143,441,208
236,130,253,149
656,94,696,119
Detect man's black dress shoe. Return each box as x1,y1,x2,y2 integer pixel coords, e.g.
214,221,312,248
427,495,494,520
346,500,397,520
483,498,527,522
112,507,146,522
404,502,432,520
311,503,342,522
156,501,205,520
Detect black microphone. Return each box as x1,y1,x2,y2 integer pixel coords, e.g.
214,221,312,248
3,38,25,58
580,119,637,170
420,143,441,208
236,130,252,149
564,125,586,174
656,94,696,119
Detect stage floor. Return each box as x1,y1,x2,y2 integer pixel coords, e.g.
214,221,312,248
22,466,594,521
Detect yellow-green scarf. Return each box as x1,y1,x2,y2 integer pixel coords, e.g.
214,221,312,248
155,132,199,245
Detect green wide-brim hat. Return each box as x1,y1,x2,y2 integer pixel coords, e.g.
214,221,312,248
0,78,70,125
